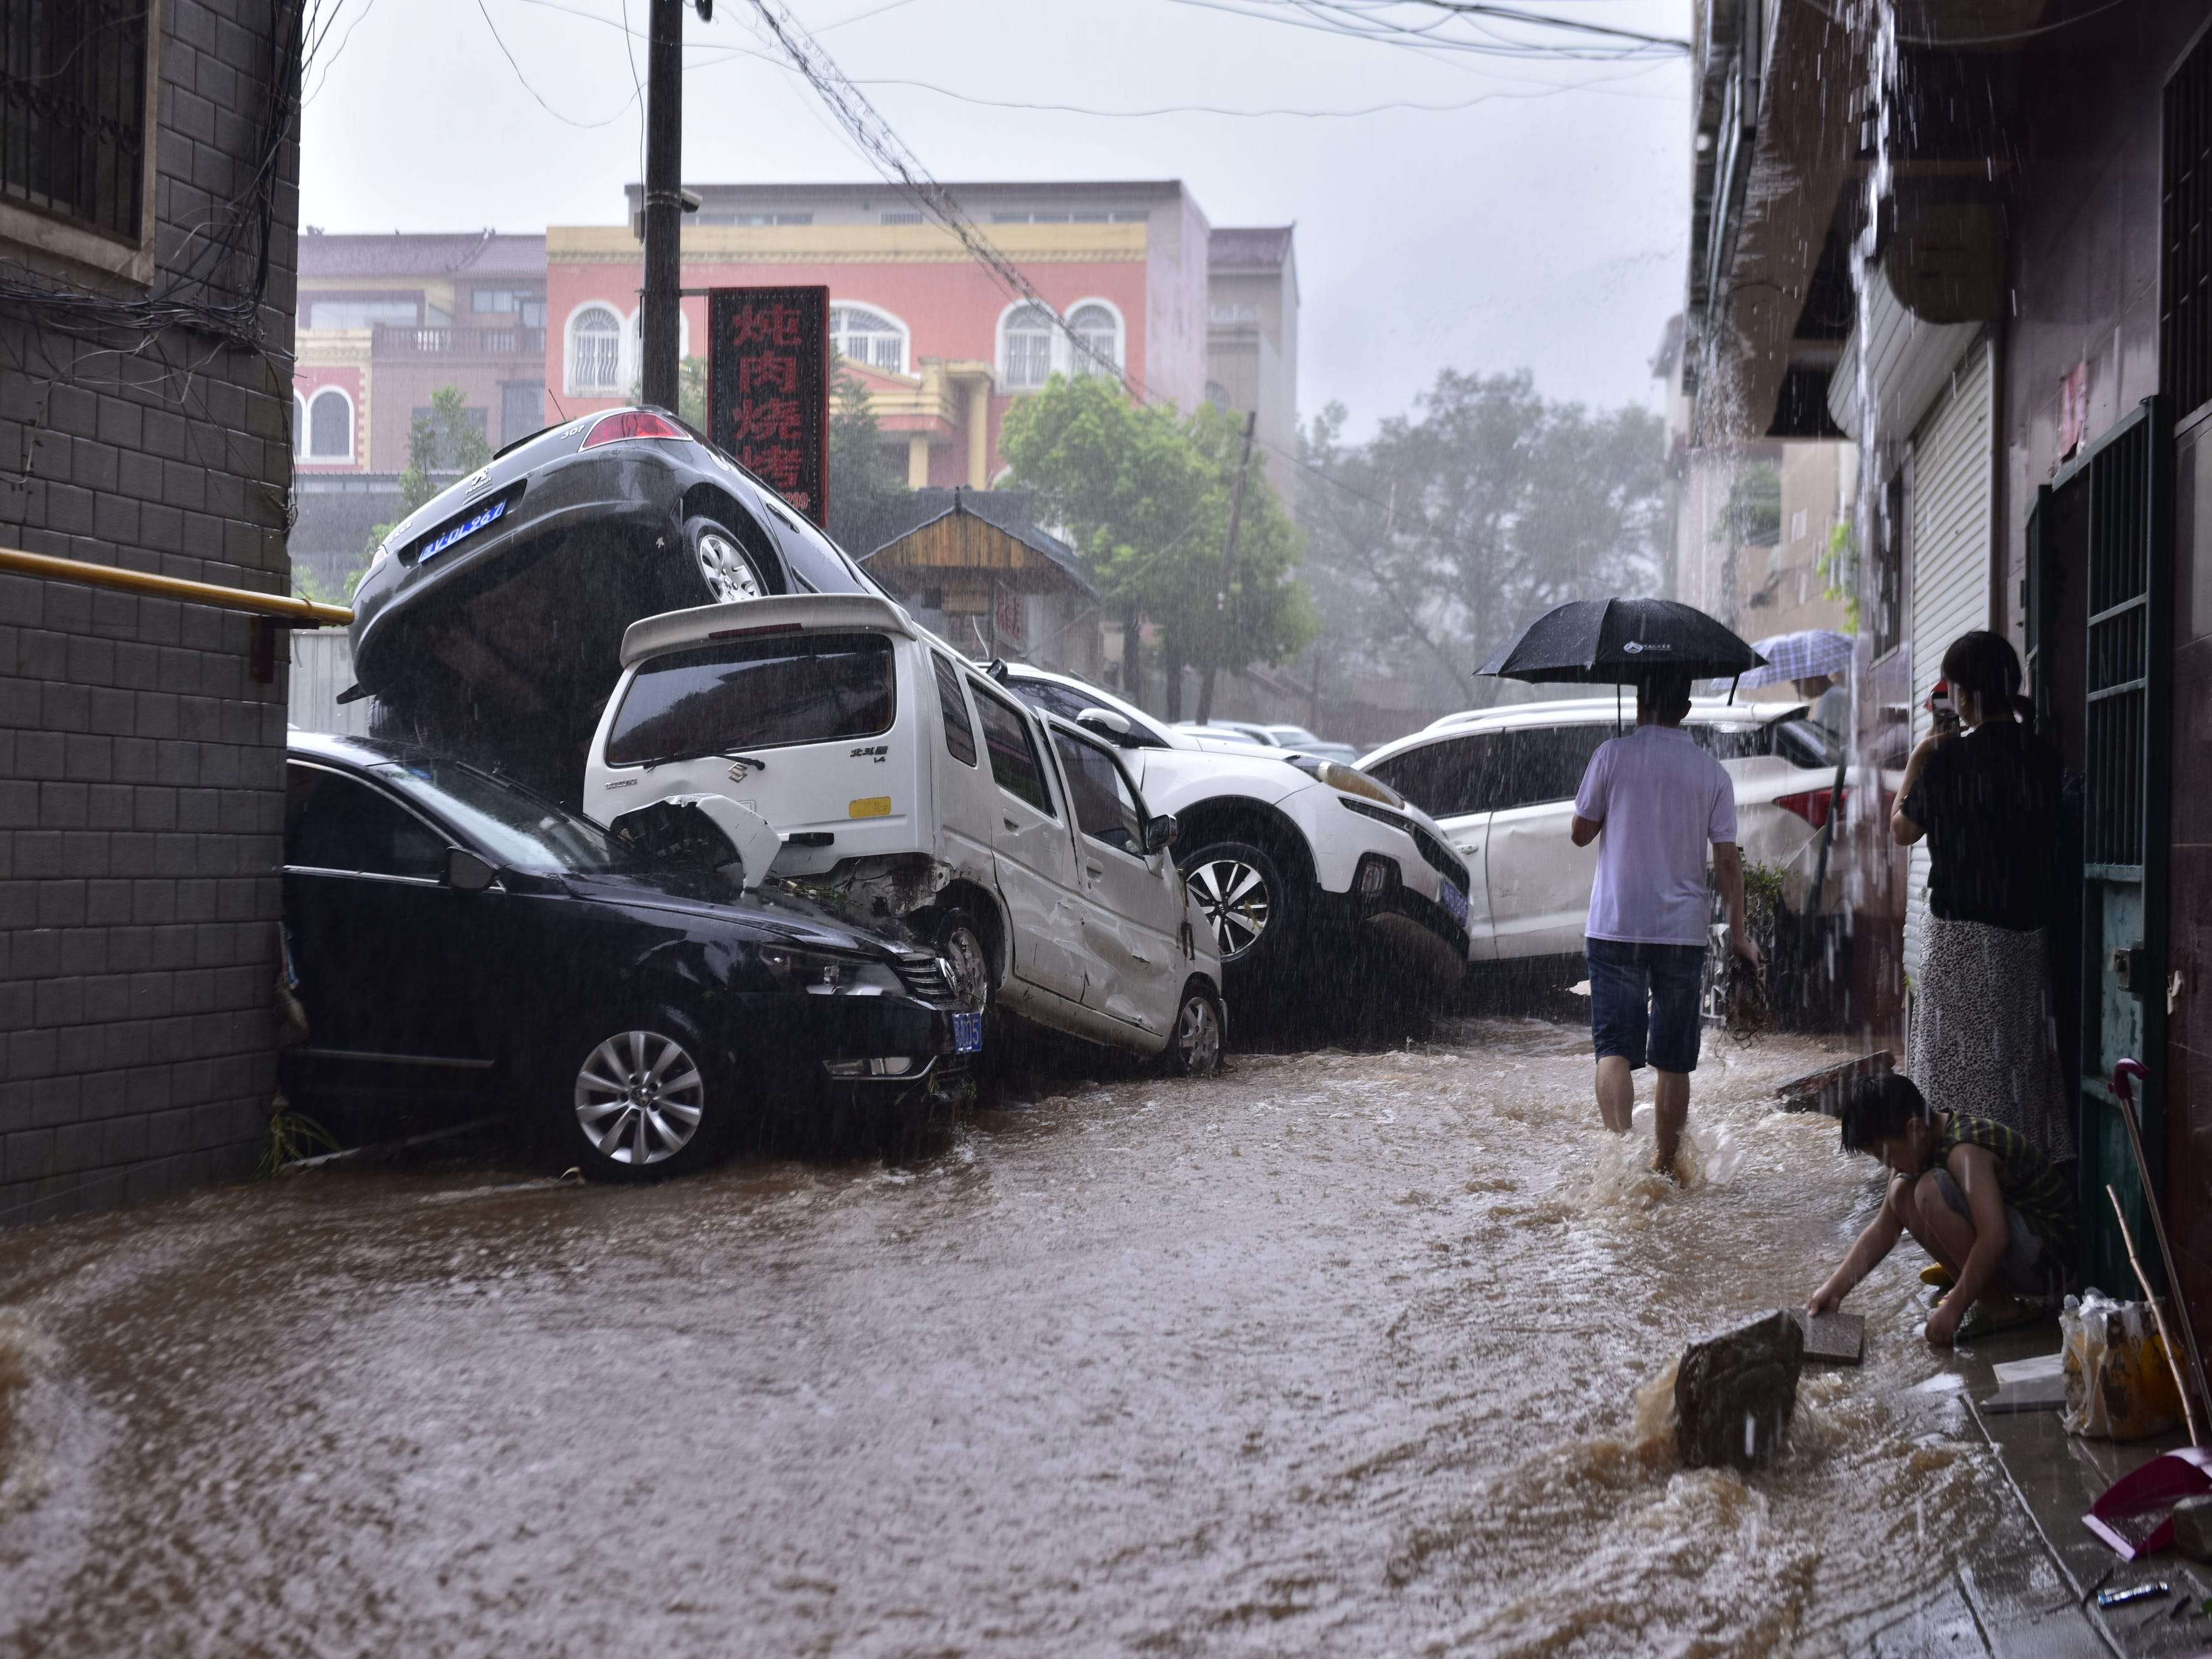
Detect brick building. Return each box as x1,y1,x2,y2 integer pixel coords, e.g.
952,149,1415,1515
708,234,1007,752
1,1,301,1222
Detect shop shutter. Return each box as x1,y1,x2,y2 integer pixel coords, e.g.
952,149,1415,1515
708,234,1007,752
1902,333,1995,985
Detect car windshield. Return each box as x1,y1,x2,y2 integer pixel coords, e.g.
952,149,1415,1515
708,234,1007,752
369,757,619,872
1008,674,1173,748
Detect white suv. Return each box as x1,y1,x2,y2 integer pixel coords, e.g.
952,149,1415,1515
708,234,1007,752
998,664,1472,996
1357,697,1844,964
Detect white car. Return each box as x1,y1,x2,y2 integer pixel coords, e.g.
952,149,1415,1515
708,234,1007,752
1357,697,1844,964
998,664,1472,996
579,596,1226,1072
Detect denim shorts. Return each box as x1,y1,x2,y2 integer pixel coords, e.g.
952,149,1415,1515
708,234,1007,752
1586,937,1707,1073
1930,1169,2067,1300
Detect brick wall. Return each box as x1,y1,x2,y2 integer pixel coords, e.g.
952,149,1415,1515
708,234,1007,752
0,0,299,1224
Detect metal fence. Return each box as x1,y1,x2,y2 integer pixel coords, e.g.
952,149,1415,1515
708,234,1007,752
289,629,374,737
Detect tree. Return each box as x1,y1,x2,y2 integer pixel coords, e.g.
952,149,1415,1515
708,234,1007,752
1296,370,1667,712
314,385,493,603
1001,375,1315,718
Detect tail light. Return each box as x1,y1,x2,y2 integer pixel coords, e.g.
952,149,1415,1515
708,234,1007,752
1774,785,1848,830
581,409,690,449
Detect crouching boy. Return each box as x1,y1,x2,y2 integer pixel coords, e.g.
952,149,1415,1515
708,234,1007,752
1807,1073,2074,1346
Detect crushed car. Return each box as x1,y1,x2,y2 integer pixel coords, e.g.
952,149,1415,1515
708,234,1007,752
281,730,981,1178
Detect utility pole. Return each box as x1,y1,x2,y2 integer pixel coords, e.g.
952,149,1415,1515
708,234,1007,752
1199,410,1258,724
640,0,689,413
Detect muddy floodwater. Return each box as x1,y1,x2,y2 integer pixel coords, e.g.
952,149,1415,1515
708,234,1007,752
1,1019,2054,1656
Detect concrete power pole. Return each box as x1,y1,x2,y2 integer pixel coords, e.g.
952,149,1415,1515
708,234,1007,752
1199,410,1259,724
640,0,687,413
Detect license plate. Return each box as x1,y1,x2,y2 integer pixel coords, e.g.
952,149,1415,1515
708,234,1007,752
951,1011,985,1053
419,497,507,563
1440,878,1470,929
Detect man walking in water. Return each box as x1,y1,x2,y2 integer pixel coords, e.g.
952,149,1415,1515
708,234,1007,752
1569,668,1759,1179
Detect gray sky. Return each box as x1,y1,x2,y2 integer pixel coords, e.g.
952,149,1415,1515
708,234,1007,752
299,0,1690,435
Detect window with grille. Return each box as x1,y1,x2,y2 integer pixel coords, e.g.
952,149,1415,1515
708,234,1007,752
830,303,907,375
2164,28,2212,423
0,0,149,243
1067,303,1119,377
570,306,622,393
1002,303,1055,389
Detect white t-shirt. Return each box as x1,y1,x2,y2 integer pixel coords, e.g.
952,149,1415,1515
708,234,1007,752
1573,724,1738,947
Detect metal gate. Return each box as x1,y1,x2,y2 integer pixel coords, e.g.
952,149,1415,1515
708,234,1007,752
2027,396,2173,1290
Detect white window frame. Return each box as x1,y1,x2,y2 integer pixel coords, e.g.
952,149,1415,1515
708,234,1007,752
566,302,626,396
293,393,306,454
830,302,911,376
1063,297,1124,379
304,386,356,463
998,301,1059,391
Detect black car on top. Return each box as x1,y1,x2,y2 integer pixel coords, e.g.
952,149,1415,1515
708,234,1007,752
282,731,978,1179
347,406,879,806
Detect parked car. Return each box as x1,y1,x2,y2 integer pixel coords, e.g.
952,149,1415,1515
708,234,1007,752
1357,697,1845,967
345,405,879,808
1172,720,1281,747
1257,724,1362,765
995,663,1472,998
281,730,981,1179
577,596,1227,1072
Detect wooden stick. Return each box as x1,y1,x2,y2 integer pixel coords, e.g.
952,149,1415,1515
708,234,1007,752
2109,1182,2206,1448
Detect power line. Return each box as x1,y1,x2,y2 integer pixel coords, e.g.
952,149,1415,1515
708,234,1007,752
1164,0,1687,61
470,0,643,128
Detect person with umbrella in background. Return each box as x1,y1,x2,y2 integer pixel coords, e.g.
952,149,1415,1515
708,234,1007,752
1479,599,1767,1181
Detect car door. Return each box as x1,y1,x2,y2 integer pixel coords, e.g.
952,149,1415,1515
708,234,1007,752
1367,730,1507,961
1051,727,1181,1035
283,761,492,1066
968,684,1090,1004
1484,724,1611,959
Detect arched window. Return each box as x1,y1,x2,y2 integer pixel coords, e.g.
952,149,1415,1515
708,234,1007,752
830,303,908,374
308,388,351,460
1000,303,1057,390
292,394,305,450
569,305,623,395
1067,302,1120,378
1204,380,1232,408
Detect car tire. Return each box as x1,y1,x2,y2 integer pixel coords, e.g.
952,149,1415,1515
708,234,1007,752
1179,837,1294,977
1160,979,1226,1077
674,514,770,607
929,905,995,1019
551,1010,733,1182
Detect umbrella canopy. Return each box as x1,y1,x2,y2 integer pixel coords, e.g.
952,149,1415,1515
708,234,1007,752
1729,628,1855,690
1476,597,1766,685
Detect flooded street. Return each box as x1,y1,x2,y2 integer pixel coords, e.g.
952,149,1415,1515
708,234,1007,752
1,1020,2052,1656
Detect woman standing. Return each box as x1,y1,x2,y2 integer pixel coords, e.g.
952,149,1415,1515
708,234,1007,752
1891,631,2071,1161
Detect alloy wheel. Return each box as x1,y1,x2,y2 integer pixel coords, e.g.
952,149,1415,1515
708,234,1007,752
1174,992,1222,1073
939,921,991,1013
1187,857,1271,961
695,529,765,604
574,1030,706,1166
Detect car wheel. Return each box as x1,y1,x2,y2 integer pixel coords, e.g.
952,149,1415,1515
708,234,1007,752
931,906,995,1016
680,514,768,606
557,1012,731,1182
1160,981,1225,1077
1179,838,1291,972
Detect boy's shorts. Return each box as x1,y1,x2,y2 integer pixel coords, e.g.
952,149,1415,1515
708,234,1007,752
1586,938,1706,1073
1931,1168,2067,1300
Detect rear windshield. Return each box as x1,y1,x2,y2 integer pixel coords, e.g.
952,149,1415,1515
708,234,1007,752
606,631,895,767
1691,716,1838,769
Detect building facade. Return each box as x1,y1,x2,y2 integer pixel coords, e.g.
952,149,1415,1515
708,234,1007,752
3,0,301,1222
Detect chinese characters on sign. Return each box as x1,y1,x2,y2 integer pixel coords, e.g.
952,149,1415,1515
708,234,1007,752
706,286,830,527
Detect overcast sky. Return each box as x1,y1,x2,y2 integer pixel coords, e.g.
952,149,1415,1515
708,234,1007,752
297,0,1691,436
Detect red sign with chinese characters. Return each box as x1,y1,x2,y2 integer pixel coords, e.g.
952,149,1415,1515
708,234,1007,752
705,285,830,527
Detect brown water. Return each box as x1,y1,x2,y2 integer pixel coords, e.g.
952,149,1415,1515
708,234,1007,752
0,1019,2050,1656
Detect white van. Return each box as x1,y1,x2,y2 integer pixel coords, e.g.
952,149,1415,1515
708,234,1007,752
581,595,1226,1071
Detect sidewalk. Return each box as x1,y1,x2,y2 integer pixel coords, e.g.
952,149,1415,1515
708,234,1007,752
1936,1321,2211,1657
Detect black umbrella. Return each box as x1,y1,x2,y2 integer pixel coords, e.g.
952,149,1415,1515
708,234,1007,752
1475,597,1767,685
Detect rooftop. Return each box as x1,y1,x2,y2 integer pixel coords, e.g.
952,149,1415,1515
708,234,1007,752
1208,226,1294,271
298,230,547,281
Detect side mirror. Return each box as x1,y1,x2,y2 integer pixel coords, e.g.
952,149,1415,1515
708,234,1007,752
447,847,499,892
1143,813,1179,854
1078,706,1134,743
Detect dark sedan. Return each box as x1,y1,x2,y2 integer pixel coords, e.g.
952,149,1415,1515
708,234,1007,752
347,406,879,805
281,731,979,1179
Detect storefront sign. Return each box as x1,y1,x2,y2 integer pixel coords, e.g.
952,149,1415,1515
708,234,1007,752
705,285,830,526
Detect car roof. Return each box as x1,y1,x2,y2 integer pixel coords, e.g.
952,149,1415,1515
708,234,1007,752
1417,695,1806,734
619,593,918,668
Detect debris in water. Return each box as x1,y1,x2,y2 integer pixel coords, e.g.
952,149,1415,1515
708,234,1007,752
1673,1310,1804,1470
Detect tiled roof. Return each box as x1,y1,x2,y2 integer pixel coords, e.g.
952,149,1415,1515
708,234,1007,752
299,232,547,281
1209,226,1293,269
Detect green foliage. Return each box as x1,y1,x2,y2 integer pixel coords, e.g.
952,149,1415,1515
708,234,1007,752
1818,517,1863,632
827,366,912,552
1712,460,1781,548
1001,375,1316,691
251,1100,341,1180
678,354,708,430
338,385,493,602
1296,370,1667,710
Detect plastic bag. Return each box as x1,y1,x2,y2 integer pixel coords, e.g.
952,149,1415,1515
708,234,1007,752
2061,1289,2184,1441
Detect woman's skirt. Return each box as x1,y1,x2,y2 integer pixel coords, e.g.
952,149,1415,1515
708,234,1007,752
1909,917,2073,1162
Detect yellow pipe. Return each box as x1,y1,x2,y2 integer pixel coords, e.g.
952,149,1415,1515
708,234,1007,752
0,546,352,628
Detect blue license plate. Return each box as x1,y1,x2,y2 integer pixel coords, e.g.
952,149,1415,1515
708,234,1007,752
1440,878,1469,929
419,497,507,563
952,1011,985,1053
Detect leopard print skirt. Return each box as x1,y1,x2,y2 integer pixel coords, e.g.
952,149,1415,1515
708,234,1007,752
1909,917,2074,1162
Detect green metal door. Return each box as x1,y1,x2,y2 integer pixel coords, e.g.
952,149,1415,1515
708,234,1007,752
2060,397,2173,1291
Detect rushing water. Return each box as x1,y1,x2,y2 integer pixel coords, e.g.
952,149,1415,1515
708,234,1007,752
0,1020,2047,1655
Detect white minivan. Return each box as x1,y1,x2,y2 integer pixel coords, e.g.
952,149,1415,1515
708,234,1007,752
581,595,1226,1071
